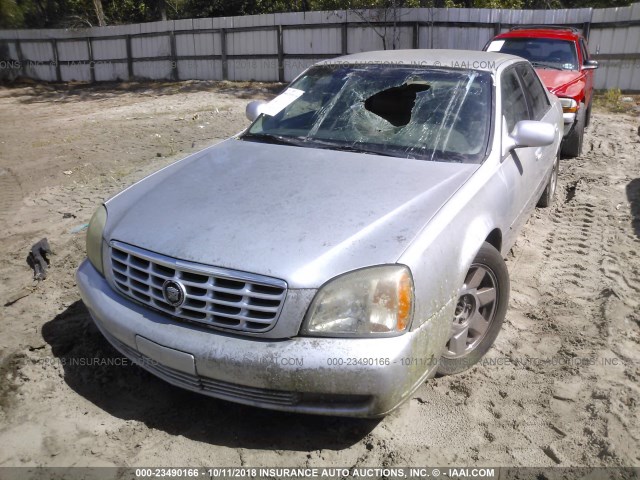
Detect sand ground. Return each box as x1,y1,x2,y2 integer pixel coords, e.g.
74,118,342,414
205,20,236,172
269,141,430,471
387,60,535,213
0,82,639,470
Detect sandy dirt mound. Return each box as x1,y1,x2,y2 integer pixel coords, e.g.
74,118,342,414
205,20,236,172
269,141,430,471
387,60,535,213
0,82,638,469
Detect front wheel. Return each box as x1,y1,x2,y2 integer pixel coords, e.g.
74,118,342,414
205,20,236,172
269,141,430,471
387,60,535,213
437,243,510,376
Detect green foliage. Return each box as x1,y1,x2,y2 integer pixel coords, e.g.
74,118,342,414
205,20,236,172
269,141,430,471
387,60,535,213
11,0,68,28
0,0,24,28
0,0,636,28
0,0,97,28
595,88,632,113
604,88,622,104
103,0,157,24
310,0,421,8
473,0,524,8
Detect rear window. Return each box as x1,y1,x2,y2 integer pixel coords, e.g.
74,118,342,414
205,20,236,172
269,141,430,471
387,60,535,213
487,38,578,71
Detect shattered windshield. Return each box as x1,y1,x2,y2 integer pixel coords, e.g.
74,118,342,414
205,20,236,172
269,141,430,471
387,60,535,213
242,64,492,164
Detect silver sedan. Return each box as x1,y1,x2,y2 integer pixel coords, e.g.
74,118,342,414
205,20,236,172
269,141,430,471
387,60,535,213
77,49,562,417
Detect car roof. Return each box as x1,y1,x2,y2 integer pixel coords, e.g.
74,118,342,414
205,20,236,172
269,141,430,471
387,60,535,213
317,49,523,73
494,29,582,41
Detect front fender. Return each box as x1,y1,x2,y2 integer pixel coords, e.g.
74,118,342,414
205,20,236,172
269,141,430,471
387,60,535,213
553,77,587,105
399,158,509,342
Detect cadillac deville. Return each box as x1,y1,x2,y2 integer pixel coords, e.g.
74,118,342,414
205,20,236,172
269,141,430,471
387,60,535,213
77,50,563,417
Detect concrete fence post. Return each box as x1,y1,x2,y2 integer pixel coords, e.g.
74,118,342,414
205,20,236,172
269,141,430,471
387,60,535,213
220,28,228,81
87,37,95,83
277,25,284,83
15,39,24,77
52,39,61,82
169,31,178,81
126,35,133,80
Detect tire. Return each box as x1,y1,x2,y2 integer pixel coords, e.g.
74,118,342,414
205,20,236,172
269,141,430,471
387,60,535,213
437,242,510,376
585,101,592,128
537,152,560,208
561,102,585,158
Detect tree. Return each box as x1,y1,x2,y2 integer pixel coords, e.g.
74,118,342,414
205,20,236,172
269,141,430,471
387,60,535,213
0,0,636,29
92,0,105,25
349,3,405,50
313,0,420,50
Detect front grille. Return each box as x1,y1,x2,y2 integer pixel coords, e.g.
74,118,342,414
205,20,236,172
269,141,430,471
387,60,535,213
102,330,300,407
109,241,287,333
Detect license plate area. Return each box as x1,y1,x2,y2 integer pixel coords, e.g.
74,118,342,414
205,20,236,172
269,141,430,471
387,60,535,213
135,335,196,375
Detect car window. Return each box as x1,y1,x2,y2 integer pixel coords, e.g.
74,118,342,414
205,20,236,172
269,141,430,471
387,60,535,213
501,68,530,132
579,39,589,64
516,63,550,120
488,38,578,71
244,65,493,164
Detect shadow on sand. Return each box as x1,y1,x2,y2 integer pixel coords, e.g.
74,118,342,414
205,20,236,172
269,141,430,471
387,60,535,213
627,178,640,238
1,79,283,105
41,300,377,451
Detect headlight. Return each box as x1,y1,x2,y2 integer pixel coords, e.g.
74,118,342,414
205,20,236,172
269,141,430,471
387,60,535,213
303,265,413,337
86,205,107,276
559,98,578,113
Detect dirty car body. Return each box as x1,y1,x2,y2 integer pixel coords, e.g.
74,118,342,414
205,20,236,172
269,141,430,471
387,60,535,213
77,50,563,417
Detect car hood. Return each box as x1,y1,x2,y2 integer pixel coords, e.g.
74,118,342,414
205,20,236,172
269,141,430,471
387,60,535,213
535,69,582,94
106,139,478,289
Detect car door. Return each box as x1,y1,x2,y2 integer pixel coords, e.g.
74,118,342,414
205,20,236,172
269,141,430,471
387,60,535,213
498,65,543,242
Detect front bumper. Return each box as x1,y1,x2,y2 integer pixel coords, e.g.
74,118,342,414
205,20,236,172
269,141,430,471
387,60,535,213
76,259,443,417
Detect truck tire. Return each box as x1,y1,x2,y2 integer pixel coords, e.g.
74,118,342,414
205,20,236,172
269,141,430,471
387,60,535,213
561,102,586,158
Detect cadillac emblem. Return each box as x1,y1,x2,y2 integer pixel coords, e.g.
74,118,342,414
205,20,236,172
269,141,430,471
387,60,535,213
162,279,186,307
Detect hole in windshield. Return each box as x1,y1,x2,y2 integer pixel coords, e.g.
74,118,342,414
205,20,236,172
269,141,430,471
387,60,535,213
364,83,431,127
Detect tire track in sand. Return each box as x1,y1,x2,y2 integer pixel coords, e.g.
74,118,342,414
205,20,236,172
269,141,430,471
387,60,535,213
0,167,23,228
514,113,640,465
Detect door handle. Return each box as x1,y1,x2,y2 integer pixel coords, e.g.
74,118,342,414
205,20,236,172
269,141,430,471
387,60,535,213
535,148,543,161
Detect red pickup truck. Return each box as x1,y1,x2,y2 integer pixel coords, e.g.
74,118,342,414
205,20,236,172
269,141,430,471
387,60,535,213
484,26,598,157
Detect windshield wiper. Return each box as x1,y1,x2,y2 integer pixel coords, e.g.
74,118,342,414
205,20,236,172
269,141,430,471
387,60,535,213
531,61,565,71
242,133,399,157
240,132,308,147
304,139,399,158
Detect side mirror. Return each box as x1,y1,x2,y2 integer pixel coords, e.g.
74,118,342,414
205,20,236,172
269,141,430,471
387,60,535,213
246,100,267,122
503,120,555,156
583,60,599,70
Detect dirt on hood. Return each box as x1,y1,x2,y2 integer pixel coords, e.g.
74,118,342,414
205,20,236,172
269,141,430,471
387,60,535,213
0,82,638,470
